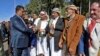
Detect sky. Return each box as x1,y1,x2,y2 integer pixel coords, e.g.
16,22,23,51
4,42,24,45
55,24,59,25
0,0,29,22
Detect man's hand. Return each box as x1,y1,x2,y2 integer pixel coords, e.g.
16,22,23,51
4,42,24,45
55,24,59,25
32,25,37,32
69,48,74,55
50,24,54,29
58,41,63,48
38,29,45,32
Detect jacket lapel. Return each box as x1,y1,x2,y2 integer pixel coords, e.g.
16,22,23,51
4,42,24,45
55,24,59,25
16,15,27,28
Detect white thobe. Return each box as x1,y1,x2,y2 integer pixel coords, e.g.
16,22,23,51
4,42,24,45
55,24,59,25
37,20,49,56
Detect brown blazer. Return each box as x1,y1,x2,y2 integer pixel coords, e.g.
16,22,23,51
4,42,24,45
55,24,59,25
59,14,85,54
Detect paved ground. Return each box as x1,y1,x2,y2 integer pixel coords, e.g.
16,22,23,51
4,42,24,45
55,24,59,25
3,38,100,56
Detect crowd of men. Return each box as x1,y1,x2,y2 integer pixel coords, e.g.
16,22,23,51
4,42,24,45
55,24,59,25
0,21,10,56
0,1,100,56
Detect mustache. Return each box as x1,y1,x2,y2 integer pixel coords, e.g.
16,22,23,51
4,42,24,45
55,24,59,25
91,13,96,15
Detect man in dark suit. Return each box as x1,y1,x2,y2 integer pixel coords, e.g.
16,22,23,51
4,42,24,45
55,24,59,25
46,8,64,56
10,5,33,56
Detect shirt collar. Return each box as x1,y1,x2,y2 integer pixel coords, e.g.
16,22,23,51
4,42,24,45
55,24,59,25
54,16,59,20
90,18,100,23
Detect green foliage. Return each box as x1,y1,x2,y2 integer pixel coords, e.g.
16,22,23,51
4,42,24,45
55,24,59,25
26,0,42,14
26,0,91,15
25,0,66,15
73,0,89,15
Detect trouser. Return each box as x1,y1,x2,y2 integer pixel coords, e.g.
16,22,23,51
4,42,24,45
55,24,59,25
50,37,62,56
12,47,29,56
61,41,76,56
62,42,68,56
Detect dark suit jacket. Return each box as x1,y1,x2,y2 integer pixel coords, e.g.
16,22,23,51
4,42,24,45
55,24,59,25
46,17,64,51
10,15,33,48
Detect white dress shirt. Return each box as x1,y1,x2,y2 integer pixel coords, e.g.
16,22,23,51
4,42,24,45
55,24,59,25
52,17,59,28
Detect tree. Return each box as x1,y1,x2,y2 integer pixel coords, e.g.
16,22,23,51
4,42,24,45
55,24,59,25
72,0,89,15
73,0,99,15
26,0,66,15
26,0,42,14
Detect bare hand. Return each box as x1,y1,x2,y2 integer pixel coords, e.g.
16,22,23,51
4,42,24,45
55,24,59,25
39,29,45,32
32,25,37,32
50,24,54,29
69,48,74,55
58,41,63,48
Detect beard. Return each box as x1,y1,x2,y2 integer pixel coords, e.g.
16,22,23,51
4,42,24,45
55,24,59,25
65,14,71,20
90,14,97,19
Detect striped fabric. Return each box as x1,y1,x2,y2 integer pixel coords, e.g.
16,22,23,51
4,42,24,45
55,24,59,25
88,19,96,47
84,18,100,56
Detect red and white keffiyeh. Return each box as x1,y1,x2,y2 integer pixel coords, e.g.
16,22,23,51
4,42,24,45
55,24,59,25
84,18,100,56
